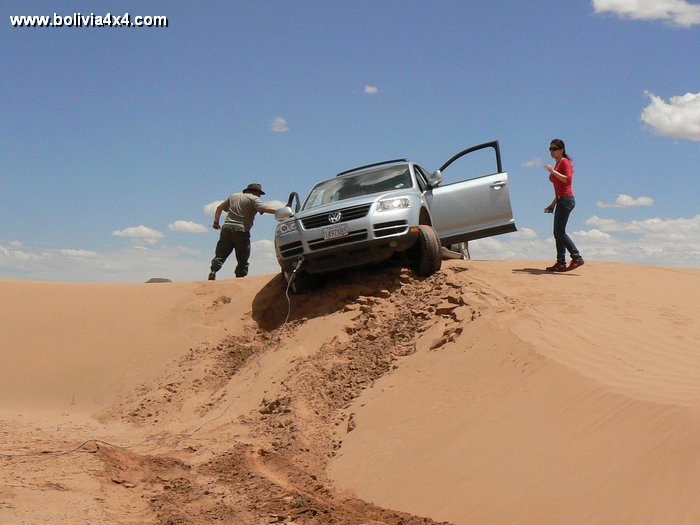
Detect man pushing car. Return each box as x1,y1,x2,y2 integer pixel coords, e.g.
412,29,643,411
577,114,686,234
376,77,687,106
208,183,278,280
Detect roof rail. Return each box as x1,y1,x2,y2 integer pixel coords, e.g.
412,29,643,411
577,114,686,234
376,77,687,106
337,158,409,177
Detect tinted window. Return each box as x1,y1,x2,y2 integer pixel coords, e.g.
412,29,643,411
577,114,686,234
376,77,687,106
303,166,412,210
414,165,429,191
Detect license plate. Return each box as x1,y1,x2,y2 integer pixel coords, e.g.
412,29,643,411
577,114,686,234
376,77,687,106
323,223,349,240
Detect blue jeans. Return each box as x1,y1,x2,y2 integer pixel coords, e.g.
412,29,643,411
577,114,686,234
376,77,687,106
553,196,581,265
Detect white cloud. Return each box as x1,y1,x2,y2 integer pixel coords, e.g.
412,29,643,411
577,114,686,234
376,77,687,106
468,230,552,262
573,228,613,241
578,214,700,266
112,225,164,239
204,200,223,216
4,210,699,282
364,85,379,94
0,237,279,283
521,158,543,168
271,116,289,133
112,225,164,244
168,220,207,233
641,91,700,141
60,249,99,258
467,212,700,269
584,215,621,231
586,214,700,235
593,0,700,27
597,193,654,208
251,239,278,265
0,244,43,262
265,199,287,210
511,227,539,240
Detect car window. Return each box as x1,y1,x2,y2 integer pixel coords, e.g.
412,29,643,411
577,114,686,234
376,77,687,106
414,165,429,191
303,166,412,210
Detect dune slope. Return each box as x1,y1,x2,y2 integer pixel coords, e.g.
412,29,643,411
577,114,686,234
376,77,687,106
1,260,699,524
331,261,700,524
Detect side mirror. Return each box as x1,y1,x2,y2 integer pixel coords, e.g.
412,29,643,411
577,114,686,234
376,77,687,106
275,207,294,222
429,169,443,187
286,191,301,213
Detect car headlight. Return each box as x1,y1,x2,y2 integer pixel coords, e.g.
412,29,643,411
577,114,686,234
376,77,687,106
275,220,298,235
377,198,411,212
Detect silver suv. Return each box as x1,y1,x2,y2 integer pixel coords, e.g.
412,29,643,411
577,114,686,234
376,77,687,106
274,140,516,291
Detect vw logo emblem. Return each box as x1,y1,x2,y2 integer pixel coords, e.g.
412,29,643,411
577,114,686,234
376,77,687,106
328,211,342,223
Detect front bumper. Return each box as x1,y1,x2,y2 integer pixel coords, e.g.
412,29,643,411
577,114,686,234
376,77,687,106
278,231,419,274
275,208,420,274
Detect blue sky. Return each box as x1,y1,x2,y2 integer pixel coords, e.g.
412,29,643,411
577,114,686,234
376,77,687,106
2,0,699,282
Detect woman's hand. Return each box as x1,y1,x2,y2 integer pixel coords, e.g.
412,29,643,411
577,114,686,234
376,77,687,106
544,164,554,173
544,204,554,214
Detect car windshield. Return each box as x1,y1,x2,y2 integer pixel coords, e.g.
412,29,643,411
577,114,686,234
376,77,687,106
302,166,412,210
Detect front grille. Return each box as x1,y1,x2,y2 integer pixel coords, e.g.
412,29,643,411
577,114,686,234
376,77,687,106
279,241,303,258
308,229,368,251
301,203,372,229
374,220,408,238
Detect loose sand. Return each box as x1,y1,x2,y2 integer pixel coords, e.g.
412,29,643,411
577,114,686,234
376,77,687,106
1,260,699,524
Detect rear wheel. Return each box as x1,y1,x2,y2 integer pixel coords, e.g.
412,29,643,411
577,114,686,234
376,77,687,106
410,225,442,277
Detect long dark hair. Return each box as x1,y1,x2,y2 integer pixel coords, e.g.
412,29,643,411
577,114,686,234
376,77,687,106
550,138,571,162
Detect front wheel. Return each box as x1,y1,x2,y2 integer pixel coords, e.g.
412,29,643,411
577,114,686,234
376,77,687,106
409,225,442,277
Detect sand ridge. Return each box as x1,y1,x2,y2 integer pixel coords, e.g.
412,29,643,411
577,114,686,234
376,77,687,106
1,260,699,524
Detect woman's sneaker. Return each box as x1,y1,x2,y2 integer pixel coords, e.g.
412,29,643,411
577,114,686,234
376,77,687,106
545,262,568,272
567,258,585,271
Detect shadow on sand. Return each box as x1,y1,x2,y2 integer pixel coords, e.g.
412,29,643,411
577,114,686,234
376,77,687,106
251,265,409,331
512,267,578,276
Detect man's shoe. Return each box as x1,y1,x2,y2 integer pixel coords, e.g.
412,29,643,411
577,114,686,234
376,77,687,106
567,258,585,271
208,272,216,281
545,263,568,272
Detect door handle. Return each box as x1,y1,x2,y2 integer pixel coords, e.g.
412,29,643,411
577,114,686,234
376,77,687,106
490,181,506,189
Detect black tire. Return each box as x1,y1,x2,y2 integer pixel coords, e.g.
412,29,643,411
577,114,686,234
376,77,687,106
410,225,442,277
448,241,471,260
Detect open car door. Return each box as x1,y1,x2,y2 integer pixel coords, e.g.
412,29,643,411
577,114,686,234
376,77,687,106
427,140,516,246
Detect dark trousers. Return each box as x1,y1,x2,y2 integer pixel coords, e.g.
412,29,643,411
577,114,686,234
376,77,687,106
210,226,251,277
553,196,581,265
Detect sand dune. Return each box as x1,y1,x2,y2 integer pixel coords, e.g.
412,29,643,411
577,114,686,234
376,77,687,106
1,260,699,524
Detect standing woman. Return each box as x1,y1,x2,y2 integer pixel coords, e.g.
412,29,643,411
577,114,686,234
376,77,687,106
544,138,584,272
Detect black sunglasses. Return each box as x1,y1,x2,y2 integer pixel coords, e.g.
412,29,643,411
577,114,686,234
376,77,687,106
549,147,561,151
